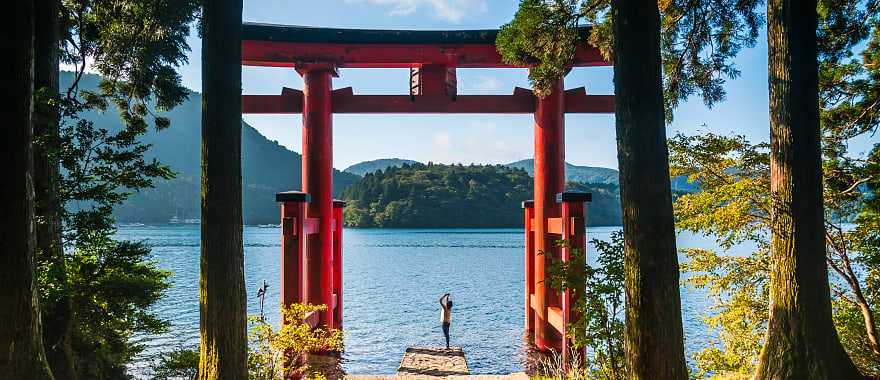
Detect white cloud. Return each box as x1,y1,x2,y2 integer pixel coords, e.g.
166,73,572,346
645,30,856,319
346,0,486,23
461,75,505,94
430,121,529,164
433,131,453,149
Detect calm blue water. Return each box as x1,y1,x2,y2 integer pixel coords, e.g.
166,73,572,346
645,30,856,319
120,225,730,376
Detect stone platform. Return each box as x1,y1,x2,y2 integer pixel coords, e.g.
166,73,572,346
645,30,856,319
345,375,528,379
397,347,469,376
345,346,528,379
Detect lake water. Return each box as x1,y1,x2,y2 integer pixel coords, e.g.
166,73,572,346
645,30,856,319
120,225,734,376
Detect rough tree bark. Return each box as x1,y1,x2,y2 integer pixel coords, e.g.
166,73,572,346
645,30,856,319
198,0,248,379
33,0,77,378
611,0,688,378
754,0,863,378
0,0,55,378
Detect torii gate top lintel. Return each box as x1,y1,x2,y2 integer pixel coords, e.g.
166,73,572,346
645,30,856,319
241,23,614,115
241,22,609,69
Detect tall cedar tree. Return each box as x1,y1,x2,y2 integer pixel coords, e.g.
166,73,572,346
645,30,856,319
754,0,863,378
31,0,197,376
199,0,248,378
0,0,55,378
497,1,760,376
612,0,688,378
33,0,77,378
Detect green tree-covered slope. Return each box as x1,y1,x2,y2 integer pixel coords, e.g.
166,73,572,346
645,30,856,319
62,72,360,224
505,159,620,185
506,158,698,192
342,163,622,227
343,158,419,176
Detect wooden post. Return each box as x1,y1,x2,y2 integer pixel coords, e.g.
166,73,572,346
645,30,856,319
558,191,590,366
332,200,345,330
300,65,336,327
278,192,309,308
532,77,565,350
523,200,535,334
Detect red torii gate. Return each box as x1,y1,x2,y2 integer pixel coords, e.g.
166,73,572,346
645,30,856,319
240,22,613,359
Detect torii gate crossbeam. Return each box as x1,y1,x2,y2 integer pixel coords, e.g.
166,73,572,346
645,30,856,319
241,22,614,360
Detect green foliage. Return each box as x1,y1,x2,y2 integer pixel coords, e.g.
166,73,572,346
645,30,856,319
150,348,199,380
151,304,343,380
657,0,762,113
62,72,361,225
344,158,419,176
668,133,772,378
497,0,761,119
496,0,584,96
834,297,880,375
681,248,768,378
248,304,343,380
342,163,532,228
670,131,880,377
33,0,200,377
341,162,622,227
60,0,201,132
66,240,171,379
544,232,626,380
36,80,177,379
668,133,770,249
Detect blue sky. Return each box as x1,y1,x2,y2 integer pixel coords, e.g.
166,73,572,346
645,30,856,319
172,0,866,170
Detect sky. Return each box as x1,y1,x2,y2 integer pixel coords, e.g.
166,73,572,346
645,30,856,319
171,0,870,170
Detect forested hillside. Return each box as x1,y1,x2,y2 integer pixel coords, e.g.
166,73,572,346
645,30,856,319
62,73,360,224
343,158,419,176
506,159,620,184
506,158,699,192
341,163,622,227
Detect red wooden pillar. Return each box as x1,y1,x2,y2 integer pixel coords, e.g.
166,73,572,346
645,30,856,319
300,65,336,327
332,200,345,330
558,191,590,365
523,200,535,334
278,192,309,308
532,78,565,350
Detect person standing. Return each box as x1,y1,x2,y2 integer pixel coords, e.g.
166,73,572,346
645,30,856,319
439,293,453,349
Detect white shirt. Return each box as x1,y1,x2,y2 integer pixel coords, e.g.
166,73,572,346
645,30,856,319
440,295,452,323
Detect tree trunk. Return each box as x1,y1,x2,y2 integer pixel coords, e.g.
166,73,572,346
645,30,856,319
33,0,76,378
198,0,247,379
0,0,55,378
611,0,688,378
754,0,863,378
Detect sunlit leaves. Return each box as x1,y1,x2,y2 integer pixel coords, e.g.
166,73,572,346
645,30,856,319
545,233,626,379
497,0,762,119
497,0,582,96
247,304,343,380
669,133,770,248
62,0,199,131
658,0,763,117
681,247,769,378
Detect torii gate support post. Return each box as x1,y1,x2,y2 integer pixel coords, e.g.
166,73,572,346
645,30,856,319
523,200,535,336
332,200,345,329
558,192,590,366
533,78,566,351
278,192,309,307
300,65,336,328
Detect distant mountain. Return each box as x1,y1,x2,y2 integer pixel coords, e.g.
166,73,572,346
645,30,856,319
505,159,619,185
343,158,419,176
504,159,698,193
62,72,360,224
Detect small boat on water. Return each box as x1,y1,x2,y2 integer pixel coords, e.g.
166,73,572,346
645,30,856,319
169,215,200,224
